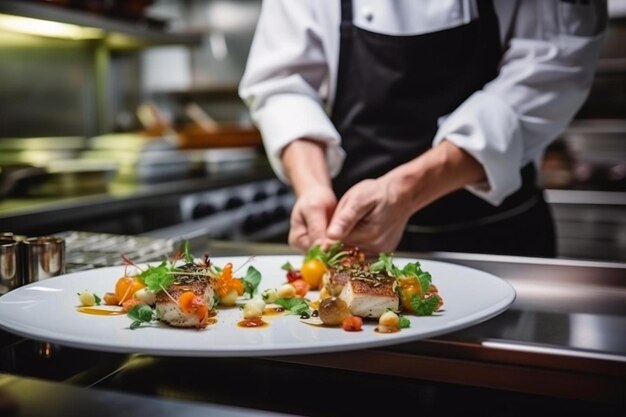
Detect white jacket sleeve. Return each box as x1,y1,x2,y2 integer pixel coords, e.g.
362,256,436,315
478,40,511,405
239,0,344,183
433,0,608,205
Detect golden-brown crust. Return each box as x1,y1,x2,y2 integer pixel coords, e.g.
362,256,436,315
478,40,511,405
348,277,396,297
155,277,209,303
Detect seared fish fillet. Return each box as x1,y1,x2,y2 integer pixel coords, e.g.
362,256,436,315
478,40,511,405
322,268,351,296
339,272,399,318
155,264,215,328
322,249,367,296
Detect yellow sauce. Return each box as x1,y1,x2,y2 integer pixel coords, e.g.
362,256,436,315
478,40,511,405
77,306,125,316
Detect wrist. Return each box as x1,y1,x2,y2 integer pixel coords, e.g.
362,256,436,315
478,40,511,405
384,140,486,212
281,138,333,197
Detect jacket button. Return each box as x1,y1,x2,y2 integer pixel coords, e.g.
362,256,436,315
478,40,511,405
362,7,373,22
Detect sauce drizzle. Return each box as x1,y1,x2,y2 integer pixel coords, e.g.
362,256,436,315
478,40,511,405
77,307,125,316
237,317,268,328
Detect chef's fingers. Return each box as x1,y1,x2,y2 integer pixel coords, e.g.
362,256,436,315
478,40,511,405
289,206,329,251
327,196,375,241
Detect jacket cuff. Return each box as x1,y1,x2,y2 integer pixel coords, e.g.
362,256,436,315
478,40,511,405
253,94,345,183
433,91,524,206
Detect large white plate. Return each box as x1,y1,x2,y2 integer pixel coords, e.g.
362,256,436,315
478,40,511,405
0,255,515,357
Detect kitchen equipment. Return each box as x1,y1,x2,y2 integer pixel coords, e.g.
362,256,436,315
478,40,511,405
202,147,261,175
0,238,20,295
21,236,65,284
558,119,626,191
0,162,116,200
0,164,47,200
84,132,191,183
178,122,262,149
184,102,220,133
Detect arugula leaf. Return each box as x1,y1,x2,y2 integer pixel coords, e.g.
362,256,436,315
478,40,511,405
242,266,262,298
141,262,174,293
274,298,311,315
410,294,441,316
128,304,155,329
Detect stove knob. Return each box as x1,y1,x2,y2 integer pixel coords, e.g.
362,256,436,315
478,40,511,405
252,190,268,202
224,196,245,210
270,205,288,222
192,203,217,219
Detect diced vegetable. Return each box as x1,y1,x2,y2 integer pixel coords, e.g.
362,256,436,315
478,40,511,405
342,315,363,332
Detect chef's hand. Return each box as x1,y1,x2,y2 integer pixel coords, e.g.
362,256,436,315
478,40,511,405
325,176,413,255
326,140,487,255
281,138,337,252
288,185,337,251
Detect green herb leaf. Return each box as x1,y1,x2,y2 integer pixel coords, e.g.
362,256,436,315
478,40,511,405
304,242,348,266
127,304,155,329
274,298,311,315
417,271,432,295
398,315,411,329
281,261,295,272
401,261,421,277
182,241,194,264
93,293,101,306
141,262,174,293
410,294,440,316
304,244,325,263
370,253,399,275
242,266,262,298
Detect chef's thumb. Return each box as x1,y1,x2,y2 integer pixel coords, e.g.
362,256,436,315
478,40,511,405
327,206,362,240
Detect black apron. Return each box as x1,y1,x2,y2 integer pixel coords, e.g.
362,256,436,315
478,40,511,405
330,0,556,257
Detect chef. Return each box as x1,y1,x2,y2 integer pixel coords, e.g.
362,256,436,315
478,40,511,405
239,0,607,256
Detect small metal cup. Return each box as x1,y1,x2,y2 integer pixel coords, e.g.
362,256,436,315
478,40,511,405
0,239,21,295
22,236,65,284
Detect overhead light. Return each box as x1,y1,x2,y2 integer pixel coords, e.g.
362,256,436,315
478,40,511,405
0,13,103,40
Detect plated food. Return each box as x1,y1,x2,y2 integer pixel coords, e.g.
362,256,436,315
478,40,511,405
76,242,443,334
77,242,261,329
276,243,444,333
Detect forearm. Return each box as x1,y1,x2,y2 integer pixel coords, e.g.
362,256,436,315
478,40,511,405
281,139,333,197
386,140,486,213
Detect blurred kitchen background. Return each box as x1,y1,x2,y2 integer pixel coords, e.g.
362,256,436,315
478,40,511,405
0,0,625,264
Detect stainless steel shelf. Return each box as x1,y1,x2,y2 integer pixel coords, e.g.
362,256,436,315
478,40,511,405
0,0,203,48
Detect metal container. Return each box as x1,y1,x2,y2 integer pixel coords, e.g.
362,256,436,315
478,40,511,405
0,238,20,295
22,236,65,284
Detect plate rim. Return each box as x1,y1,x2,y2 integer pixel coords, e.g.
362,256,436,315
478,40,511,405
0,255,516,357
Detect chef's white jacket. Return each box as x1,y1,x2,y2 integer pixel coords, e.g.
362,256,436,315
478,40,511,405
239,0,608,205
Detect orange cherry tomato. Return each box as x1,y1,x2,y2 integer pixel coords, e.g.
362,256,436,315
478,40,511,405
290,278,310,298
115,276,146,304
300,259,326,290
397,277,422,312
